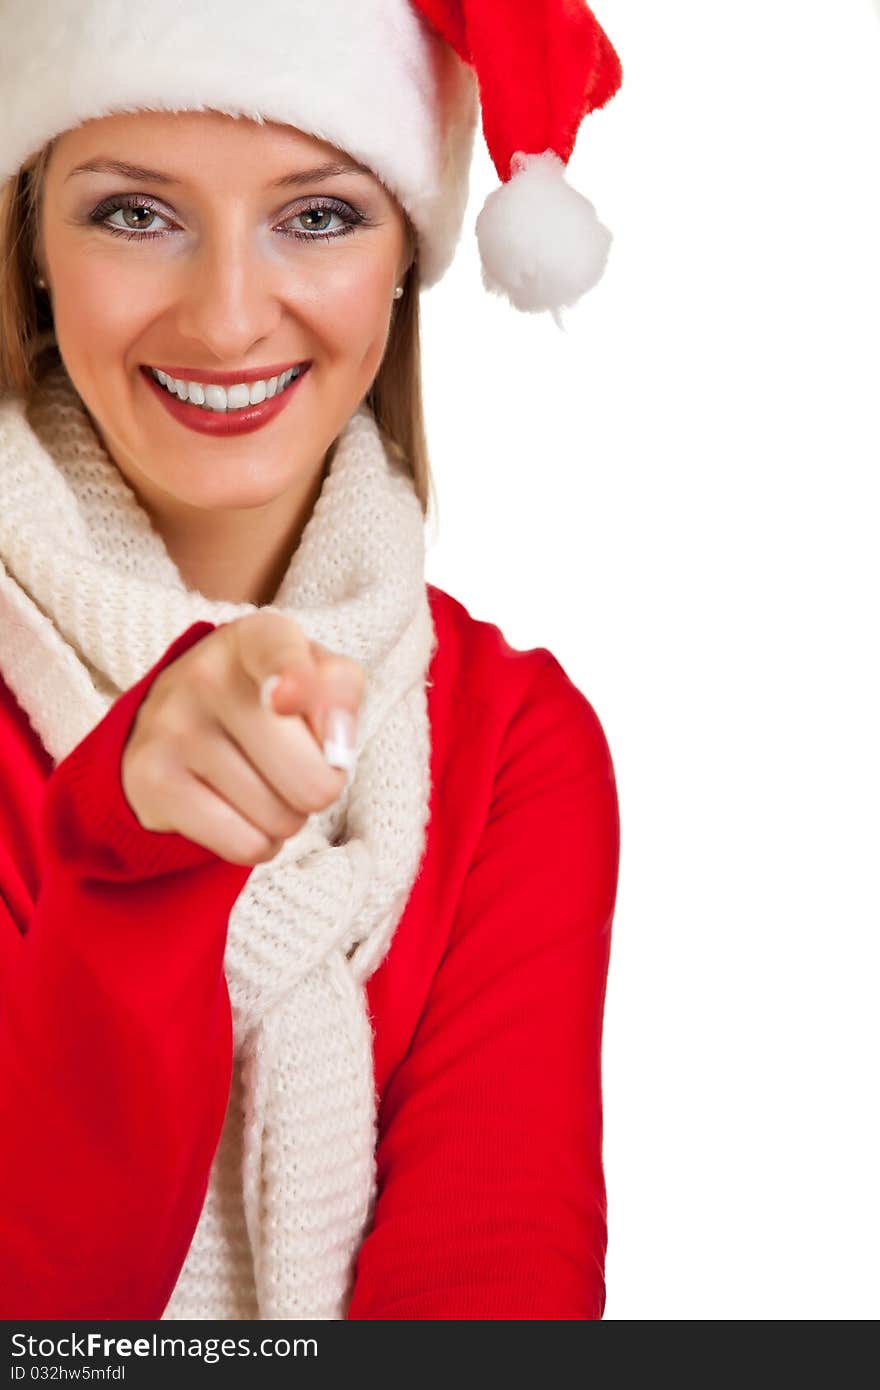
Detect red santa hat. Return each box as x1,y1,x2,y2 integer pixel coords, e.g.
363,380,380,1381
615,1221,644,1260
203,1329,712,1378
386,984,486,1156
0,0,622,319
412,0,623,317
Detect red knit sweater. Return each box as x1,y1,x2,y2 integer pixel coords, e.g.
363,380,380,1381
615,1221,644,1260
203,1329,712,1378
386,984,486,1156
0,583,619,1321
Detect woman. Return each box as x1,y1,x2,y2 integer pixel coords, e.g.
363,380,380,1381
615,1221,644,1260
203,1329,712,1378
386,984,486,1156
0,0,622,1320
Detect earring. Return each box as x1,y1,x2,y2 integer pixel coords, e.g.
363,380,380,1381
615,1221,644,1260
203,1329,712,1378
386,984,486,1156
393,285,404,299
34,274,47,290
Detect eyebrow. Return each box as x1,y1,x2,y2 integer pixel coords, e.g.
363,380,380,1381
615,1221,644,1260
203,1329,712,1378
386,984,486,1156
64,157,373,188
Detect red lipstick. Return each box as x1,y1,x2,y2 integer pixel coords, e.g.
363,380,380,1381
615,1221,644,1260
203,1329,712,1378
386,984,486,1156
140,363,310,438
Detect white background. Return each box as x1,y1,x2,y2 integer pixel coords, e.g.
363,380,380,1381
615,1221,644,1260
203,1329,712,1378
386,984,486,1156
421,1,880,1319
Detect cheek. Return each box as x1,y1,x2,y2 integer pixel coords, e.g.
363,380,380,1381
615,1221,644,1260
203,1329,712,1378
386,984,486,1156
52,249,154,348
309,259,392,363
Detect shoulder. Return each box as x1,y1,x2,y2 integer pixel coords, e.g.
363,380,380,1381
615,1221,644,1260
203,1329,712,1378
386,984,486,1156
425,582,615,783
426,583,545,696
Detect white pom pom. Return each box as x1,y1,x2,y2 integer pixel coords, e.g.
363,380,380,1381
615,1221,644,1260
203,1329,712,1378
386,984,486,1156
475,150,612,314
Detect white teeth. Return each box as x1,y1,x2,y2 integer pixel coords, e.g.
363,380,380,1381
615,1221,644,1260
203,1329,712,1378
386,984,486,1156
150,365,303,411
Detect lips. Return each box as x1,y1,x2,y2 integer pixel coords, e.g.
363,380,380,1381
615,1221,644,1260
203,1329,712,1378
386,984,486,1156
140,361,310,438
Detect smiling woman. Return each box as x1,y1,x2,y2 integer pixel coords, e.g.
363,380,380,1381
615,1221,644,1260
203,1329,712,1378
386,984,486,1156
0,0,622,1330
1,110,421,606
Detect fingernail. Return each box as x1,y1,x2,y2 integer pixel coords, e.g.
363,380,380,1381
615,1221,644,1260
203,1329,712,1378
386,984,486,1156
260,674,281,713
323,707,357,773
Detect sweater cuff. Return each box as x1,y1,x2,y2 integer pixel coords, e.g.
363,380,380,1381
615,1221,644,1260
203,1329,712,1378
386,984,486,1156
42,620,240,882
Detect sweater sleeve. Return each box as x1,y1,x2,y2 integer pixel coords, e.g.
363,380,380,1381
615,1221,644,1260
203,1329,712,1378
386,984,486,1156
0,619,252,1320
346,656,621,1320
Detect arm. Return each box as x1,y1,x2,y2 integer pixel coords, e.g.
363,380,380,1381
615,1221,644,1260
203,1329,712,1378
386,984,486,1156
0,620,251,1319
347,656,620,1319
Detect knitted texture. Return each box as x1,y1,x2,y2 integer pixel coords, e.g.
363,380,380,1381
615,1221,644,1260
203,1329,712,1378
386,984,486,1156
0,344,435,1318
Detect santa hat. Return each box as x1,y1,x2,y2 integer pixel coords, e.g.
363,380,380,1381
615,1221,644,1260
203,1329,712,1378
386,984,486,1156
0,0,622,319
413,0,622,318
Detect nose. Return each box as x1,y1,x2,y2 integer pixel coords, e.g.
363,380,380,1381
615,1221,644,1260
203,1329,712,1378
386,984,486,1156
173,224,290,363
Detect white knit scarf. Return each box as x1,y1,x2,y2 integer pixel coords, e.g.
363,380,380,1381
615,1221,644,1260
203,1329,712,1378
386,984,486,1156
0,341,435,1319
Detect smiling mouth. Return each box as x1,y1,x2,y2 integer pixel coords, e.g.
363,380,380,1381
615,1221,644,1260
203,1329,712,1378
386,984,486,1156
146,363,309,413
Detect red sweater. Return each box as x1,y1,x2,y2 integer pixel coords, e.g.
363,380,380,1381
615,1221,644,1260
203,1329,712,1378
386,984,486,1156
0,583,619,1321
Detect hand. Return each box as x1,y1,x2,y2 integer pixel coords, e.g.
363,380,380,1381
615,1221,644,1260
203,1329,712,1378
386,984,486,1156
121,610,365,866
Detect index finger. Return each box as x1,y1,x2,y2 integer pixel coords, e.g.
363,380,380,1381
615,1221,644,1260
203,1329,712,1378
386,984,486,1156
228,611,320,716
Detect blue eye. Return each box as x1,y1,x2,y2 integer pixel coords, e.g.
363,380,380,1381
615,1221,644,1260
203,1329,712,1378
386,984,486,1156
89,194,364,243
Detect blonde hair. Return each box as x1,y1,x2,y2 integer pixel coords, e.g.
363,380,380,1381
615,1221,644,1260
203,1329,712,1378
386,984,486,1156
0,139,436,518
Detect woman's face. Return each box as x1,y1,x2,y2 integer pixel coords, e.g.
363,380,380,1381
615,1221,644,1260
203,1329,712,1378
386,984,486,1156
34,109,411,596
